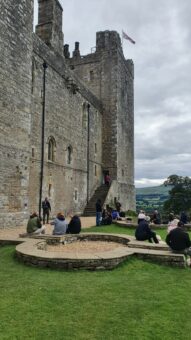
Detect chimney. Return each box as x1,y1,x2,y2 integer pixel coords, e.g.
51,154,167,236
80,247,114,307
36,0,64,56
72,41,80,58
64,44,70,58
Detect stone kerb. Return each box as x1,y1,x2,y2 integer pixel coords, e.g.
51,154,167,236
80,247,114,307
116,220,191,231
15,233,187,270
15,234,134,270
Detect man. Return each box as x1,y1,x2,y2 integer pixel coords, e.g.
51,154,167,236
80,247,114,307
115,200,121,213
166,221,191,255
95,199,102,226
42,197,51,224
135,213,159,243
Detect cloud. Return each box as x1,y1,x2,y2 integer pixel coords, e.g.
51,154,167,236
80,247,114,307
34,0,191,188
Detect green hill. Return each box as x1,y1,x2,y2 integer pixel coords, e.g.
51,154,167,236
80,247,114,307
136,184,171,195
136,185,171,212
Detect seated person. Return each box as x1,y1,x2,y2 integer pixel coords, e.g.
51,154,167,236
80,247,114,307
50,212,68,235
111,210,120,220
166,221,191,255
67,215,81,234
137,210,145,224
167,217,179,234
101,210,112,225
135,213,159,244
27,212,45,235
151,210,161,225
180,211,188,224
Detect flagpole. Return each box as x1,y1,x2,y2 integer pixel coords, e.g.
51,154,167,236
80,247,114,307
122,30,123,50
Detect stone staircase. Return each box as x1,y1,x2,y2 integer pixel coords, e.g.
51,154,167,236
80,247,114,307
83,184,110,216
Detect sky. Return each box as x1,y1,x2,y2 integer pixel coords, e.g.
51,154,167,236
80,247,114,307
34,0,191,188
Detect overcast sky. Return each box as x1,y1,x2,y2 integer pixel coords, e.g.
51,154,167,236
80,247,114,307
34,0,191,188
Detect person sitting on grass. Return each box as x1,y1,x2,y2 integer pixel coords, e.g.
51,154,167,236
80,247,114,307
166,221,191,256
50,212,68,235
135,213,159,244
27,212,46,235
67,215,81,234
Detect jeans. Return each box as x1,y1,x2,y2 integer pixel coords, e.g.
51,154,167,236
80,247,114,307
96,212,102,226
43,209,50,224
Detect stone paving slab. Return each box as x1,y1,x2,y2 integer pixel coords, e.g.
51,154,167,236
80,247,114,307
0,217,96,241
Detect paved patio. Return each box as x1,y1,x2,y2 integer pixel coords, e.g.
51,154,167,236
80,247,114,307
0,216,96,241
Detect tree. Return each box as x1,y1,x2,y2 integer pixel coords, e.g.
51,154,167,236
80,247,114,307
163,175,191,214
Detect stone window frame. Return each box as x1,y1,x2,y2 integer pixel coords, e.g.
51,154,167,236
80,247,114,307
89,70,94,81
94,164,97,177
66,144,73,165
31,147,35,158
74,189,78,202
48,136,56,162
82,102,88,129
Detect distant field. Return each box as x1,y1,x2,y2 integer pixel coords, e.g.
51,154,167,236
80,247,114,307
136,184,171,212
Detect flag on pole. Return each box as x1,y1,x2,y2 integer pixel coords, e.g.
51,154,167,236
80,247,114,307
122,30,135,44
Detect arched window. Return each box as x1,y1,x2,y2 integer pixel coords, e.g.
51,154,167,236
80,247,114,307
67,145,72,164
48,136,56,162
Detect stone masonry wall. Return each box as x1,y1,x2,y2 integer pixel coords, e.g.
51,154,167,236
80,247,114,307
116,54,135,210
0,0,33,228
29,34,102,216
0,0,135,228
68,31,135,210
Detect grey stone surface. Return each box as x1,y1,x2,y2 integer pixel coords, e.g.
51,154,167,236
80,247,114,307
0,0,135,228
14,233,187,269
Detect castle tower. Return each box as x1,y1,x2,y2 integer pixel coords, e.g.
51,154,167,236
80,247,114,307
96,31,135,209
36,0,64,55
67,30,135,210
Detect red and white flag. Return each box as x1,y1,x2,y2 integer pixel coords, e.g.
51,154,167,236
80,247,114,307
122,30,135,44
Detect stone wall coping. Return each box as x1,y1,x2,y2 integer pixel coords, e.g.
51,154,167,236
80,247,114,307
14,232,186,269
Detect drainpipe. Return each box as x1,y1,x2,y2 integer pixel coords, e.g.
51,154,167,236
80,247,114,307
87,104,90,204
39,61,48,218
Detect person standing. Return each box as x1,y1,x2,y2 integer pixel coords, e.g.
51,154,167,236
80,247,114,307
42,197,51,224
96,199,102,226
115,200,121,213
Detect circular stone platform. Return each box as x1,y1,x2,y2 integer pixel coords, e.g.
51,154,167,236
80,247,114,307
15,233,134,270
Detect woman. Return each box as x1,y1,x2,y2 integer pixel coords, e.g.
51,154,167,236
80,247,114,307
51,212,68,235
167,217,179,234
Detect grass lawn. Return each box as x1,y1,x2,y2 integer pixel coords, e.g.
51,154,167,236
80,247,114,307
0,225,191,339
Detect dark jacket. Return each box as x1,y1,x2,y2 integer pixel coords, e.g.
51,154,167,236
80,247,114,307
67,216,81,234
166,227,191,251
135,219,152,239
42,200,51,211
96,201,102,213
180,212,188,224
27,216,41,233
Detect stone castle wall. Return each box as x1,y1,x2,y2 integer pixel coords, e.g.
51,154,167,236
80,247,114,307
0,0,135,228
0,0,34,227
67,31,135,210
